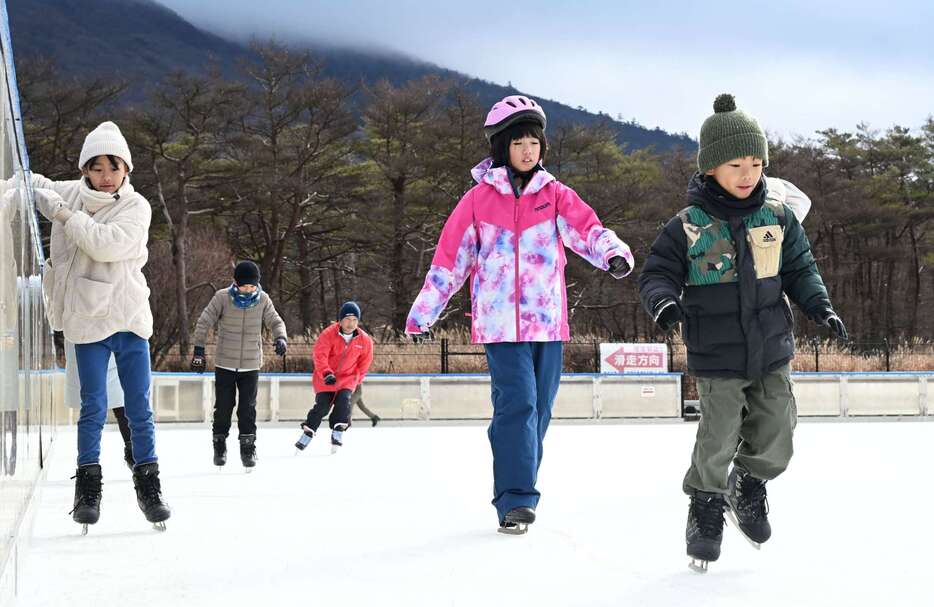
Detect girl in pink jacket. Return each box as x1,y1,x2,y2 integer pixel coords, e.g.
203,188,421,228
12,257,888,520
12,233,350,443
406,96,633,533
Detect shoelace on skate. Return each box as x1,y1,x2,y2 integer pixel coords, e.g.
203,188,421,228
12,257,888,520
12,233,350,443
69,471,103,513
691,495,725,536
736,476,769,519
136,473,163,504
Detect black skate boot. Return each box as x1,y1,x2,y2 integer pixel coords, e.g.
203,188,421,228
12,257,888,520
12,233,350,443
239,434,257,471
294,424,314,452
498,506,536,535
726,466,771,547
330,423,349,454
132,462,171,530
212,434,227,468
123,442,134,471
70,464,103,535
371,415,381,427
686,490,725,573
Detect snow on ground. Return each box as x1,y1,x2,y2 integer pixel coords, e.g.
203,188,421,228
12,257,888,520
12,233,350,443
15,419,932,607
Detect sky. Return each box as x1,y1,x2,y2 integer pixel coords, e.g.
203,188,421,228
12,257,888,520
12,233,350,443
154,0,934,140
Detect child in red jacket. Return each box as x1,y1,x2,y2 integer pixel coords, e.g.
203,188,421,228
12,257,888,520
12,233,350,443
295,302,374,453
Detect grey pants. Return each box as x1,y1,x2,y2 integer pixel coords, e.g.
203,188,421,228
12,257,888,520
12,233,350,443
351,385,378,421
683,364,797,494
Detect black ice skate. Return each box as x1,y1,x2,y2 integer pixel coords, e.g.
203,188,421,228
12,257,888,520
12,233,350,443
725,466,770,548
294,424,314,453
70,464,103,535
498,506,536,535
213,434,227,469
686,490,725,573
123,443,134,471
132,462,171,531
239,434,257,472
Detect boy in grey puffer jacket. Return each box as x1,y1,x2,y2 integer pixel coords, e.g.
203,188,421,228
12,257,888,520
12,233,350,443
191,261,287,470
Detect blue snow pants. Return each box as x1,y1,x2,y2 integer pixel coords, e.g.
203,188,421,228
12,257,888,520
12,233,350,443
484,341,563,523
75,332,157,467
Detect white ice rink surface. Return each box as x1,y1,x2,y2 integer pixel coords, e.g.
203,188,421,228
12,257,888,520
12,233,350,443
16,420,932,607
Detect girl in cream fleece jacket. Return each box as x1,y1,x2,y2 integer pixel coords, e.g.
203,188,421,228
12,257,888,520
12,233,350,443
28,121,170,532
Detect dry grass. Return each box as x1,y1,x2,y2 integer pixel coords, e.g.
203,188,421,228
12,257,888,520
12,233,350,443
156,331,934,375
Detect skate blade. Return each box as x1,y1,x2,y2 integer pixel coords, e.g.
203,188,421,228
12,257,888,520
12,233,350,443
244,467,255,474
81,523,89,536
688,558,709,573
152,522,167,532
497,523,528,535
330,445,340,454
724,508,761,550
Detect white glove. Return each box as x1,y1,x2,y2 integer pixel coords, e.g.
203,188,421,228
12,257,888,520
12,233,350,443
33,188,68,221
0,189,15,213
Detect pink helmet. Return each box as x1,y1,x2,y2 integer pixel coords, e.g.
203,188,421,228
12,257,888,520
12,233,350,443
483,95,546,142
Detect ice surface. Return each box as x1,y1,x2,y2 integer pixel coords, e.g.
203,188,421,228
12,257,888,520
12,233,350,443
16,420,931,606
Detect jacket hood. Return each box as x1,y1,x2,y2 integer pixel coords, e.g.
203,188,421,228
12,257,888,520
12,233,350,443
470,157,555,197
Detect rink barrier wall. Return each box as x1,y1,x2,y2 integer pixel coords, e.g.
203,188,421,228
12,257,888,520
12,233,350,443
44,371,934,425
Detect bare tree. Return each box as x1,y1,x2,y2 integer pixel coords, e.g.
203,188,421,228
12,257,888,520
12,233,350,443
228,41,357,321
126,70,247,355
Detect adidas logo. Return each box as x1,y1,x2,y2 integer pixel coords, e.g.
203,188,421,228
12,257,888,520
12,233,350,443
762,231,776,243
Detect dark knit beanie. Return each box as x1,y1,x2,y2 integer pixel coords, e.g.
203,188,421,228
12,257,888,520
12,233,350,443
338,301,361,321
697,94,769,172
233,261,261,286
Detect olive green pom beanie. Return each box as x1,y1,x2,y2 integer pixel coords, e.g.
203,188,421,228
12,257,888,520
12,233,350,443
697,93,768,172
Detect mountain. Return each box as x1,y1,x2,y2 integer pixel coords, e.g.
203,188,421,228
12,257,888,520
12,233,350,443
5,0,695,152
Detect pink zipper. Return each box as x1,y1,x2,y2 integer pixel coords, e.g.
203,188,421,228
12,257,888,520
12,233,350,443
514,199,521,341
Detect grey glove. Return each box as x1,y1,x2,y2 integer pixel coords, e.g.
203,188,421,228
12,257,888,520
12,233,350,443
819,310,848,341
33,188,68,222
324,372,337,386
190,346,206,373
274,337,287,356
607,255,632,279
410,329,433,344
653,299,683,333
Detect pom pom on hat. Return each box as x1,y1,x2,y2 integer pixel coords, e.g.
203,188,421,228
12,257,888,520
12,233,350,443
713,93,737,113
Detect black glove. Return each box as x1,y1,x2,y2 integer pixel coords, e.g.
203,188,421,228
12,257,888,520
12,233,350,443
410,329,433,344
324,372,337,386
274,337,287,356
653,299,683,333
607,255,632,279
819,310,848,341
191,346,206,374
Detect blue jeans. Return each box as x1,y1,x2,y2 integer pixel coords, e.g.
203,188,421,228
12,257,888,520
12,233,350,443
484,341,563,523
75,332,156,467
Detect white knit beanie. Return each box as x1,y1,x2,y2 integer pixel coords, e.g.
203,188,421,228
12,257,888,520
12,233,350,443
78,121,133,172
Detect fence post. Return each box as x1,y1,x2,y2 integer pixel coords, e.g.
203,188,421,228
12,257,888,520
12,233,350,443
441,338,449,374
592,341,600,373
813,337,820,372
883,339,890,372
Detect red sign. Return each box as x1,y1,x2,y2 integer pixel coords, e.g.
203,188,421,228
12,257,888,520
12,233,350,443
600,343,668,374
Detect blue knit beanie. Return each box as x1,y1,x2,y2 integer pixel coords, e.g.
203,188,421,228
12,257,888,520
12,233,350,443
338,301,361,321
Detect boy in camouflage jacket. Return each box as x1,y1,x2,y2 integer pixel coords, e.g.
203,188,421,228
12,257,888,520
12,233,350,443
638,94,846,571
